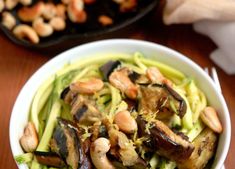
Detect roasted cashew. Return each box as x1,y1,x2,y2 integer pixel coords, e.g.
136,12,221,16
67,0,87,23
70,78,104,94
1,12,16,30
49,17,66,31
120,0,137,12
20,122,39,152
114,110,137,134
18,2,44,22
90,138,115,169
200,107,223,133
56,4,66,19
98,15,113,26
146,67,173,86
109,68,138,99
19,0,32,6
5,0,18,10
13,24,39,43
42,3,57,20
62,0,71,5
0,0,4,12
33,17,53,37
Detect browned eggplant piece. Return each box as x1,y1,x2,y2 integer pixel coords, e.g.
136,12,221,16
34,151,66,168
137,117,194,163
51,118,92,169
177,128,217,169
99,60,121,81
60,86,76,104
139,84,187,118
71,95,103,125
124,98,138,112
128,71,150,85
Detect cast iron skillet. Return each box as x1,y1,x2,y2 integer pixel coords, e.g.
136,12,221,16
0,0,158,50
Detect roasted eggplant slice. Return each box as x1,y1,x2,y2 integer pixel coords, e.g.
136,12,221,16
71,95,103,125
139,84,187,118
60,86,76,104
34,151,66,168
128,71,150,85
99,60,121,81
177,128,217,169
51,118,92,169
137,117,194,163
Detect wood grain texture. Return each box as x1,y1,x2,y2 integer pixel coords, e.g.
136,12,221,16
0,6,234,169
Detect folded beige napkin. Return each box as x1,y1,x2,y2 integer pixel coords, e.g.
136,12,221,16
163,0,235,25
163,0,235,75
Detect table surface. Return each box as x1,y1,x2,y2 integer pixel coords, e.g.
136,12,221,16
0,5,234,169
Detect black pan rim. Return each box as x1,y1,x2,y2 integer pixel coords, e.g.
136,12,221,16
0,0,159,49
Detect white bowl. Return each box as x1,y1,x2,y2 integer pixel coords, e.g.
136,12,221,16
10,39,231,169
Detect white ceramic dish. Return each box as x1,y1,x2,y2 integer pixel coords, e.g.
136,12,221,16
10,39,231,169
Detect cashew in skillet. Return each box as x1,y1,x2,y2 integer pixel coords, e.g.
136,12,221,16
98,15,113,26
114,110,137,134
62,0,71,5
42,3,57,20
49,17,66,31
33,17,53,37
90,137,115,169
67,0,87,23
56,4,66,19
0,0,4,12
1,12,16,30
20,122,39,152
5,0,18,10
19,0,32,6
13,24,39,43
18,2,44,22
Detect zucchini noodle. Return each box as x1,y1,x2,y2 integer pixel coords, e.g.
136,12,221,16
107,83,122,118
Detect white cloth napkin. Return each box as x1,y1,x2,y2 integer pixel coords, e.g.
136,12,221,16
163,0,235,74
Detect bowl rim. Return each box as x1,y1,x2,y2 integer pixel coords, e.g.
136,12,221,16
9,39,231,169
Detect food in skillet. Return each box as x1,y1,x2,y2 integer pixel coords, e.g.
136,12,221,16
0,0,144,44
15,52,223,169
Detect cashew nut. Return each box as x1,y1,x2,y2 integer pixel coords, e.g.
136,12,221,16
19,0,32,6
1,12,16,30
56,4,66,19
114,110,137,134
98,15,113,26
200,106,223,133
13,24,39,43
5,0,18,10
49,17,66,31
70,78,104,94
33,17,53,37
109,68,138,99
42,3,57,20
20,122,39,152
62,0,71,5
18,2,44,22
119,0,137,12
0,0,4,12
67,0,87,23
146,67,173,86
90,138,115,169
